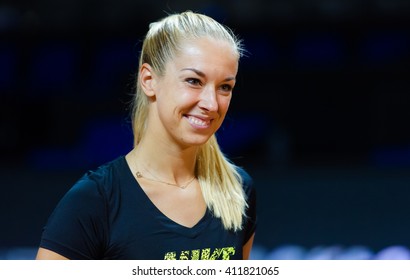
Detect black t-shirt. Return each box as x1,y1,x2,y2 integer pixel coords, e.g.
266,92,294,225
39,156,257,260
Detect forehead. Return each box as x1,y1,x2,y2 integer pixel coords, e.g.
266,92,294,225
178,36,238,56
168,37,239,73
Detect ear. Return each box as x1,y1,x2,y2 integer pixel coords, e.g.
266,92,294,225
139,63,156,97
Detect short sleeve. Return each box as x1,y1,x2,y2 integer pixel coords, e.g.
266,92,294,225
238,168,257,244
39,176,108,259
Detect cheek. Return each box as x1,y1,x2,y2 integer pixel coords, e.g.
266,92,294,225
218,96,232,114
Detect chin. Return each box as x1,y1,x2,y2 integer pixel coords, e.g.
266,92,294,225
182,135,212,147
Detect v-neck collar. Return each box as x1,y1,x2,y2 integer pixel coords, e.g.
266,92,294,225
121,156,213,238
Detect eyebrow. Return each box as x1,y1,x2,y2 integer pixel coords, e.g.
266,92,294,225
181,68,236,82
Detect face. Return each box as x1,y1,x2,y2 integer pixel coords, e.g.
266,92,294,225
144,36,239,148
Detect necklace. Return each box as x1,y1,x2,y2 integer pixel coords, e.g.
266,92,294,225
135,170,196,189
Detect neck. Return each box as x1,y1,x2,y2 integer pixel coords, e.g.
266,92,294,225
126,137,198,184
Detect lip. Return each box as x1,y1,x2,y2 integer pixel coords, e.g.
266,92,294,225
184,114,213,129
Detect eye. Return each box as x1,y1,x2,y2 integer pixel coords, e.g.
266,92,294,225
220,84,233,92
185,78,202,87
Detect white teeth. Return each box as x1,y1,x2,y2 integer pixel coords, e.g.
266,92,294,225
187,116,209,126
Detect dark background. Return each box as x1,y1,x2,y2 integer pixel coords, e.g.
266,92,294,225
1,0,410,258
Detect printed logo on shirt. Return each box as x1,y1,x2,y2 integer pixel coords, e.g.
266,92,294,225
164,247,236,260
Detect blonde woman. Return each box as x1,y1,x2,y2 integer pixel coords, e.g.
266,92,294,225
36,10,256,260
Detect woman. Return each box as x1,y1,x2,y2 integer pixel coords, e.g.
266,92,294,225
36,10,256,260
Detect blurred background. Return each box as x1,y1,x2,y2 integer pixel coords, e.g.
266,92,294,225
1,0,410,260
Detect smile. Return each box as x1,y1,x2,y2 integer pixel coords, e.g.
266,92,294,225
186,115,211,128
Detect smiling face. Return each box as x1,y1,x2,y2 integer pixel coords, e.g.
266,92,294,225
142,36,239,149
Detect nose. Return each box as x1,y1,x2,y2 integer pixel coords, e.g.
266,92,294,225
198,86,218,112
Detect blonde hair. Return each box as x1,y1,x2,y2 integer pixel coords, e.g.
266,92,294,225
131,11,246,231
